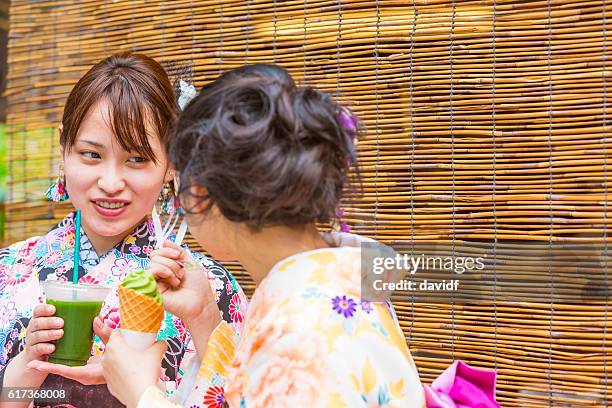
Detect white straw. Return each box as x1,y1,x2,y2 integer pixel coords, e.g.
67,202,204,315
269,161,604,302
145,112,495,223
151,206,183,250
174,219,188,247
151,207,164,250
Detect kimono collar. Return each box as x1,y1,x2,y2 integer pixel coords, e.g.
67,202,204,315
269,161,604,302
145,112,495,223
37,212,158,283
47,212,156,263
320,231,379,249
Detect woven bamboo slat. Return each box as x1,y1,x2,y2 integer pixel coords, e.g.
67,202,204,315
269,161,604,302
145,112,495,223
5,0,612,406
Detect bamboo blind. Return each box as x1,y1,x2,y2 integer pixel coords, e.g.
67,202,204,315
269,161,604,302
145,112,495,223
4,0,612,406
0,0,8,123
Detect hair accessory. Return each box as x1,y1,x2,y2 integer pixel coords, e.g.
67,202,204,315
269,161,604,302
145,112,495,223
178,80,198,110
337,106,360,168
332,207,351,233
338,106,358,141
160,60,197,111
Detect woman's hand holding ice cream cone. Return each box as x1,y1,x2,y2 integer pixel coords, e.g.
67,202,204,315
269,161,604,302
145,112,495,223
100,240,221,407
147,243,184,288
148,241,218,325
102,331,168,408
148,240,221,356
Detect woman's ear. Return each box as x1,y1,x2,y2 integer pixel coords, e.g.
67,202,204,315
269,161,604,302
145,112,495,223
58,125,64,157
187,185,209,214
164,167,175,183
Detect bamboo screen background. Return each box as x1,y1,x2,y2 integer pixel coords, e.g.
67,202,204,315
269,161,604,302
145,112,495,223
4,0,611,406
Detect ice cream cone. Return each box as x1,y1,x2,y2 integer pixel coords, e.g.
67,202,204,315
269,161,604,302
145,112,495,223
118,285,164,334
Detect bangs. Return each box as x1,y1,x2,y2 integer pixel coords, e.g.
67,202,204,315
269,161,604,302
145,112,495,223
60,53,177,166
105,80,161,163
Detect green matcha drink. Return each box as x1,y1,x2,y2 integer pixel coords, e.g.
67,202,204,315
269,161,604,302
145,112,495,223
42,281,110,366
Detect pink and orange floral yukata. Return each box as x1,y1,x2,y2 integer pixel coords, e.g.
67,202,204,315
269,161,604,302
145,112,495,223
139,232,425,408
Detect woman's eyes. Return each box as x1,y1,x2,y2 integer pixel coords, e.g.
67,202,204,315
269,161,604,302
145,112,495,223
128,156,147,164
79,151,147,164
81,151,101,160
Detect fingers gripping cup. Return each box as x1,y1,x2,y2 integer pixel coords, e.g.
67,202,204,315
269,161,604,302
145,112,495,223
42,281,110,366
118,269,164,351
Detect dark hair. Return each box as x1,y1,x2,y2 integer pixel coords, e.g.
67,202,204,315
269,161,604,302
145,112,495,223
169,63,360,229
61,52,177,163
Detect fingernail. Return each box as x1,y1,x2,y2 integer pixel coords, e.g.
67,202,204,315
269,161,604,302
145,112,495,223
55,329,63,337
47,305,55,313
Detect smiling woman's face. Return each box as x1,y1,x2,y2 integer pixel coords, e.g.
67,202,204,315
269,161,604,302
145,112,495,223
63,98,172,253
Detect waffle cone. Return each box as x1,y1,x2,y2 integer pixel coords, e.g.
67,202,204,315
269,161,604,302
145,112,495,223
118,286,164,333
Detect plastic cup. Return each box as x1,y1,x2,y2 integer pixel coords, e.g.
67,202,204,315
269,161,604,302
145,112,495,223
42,281,110,366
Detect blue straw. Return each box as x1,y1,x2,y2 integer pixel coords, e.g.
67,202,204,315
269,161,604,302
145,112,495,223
73,210,81,285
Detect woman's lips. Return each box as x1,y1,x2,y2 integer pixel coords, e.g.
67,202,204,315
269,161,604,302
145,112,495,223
92,201,130,217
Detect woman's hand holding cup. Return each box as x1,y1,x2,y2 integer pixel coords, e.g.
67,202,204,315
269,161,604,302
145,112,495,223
24,304,64,363
26,316,112,385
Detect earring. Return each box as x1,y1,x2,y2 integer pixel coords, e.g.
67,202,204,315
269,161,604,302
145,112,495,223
158,181,180,215
172,174,183,214
45,163,69,202
173,174,180,197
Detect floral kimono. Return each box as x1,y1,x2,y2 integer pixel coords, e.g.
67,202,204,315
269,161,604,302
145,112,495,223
138,232,425,408
0,212,248,408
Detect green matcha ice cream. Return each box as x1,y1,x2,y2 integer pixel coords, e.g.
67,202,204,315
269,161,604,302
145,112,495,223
120,269,163,305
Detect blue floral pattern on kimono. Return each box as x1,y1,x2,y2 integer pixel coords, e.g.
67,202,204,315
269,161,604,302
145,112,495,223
0,212,248,408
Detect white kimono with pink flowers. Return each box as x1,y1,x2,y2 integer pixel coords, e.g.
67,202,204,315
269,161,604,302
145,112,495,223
138,233,425,408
